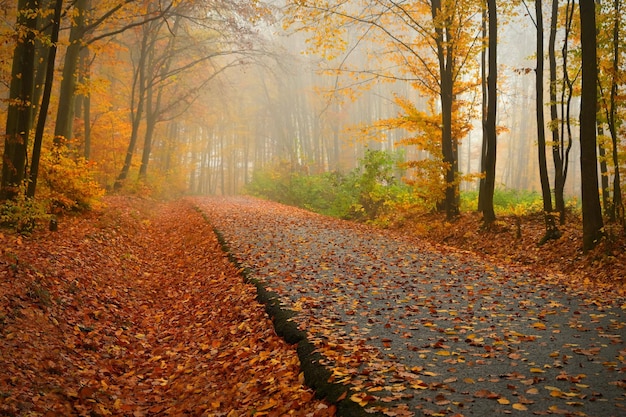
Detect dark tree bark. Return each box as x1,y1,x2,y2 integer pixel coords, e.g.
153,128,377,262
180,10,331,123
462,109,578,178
1,0,40,200
74,46,92,159
54,0,89,145
534,0,561,244
431,0,459,220
481,0,497,224
558,0,576,226
579,0,604,251
27,0,63,198
31,0,54,120
597,123,610,215
478,5,487,213
548,0,566,224
607,0,624,225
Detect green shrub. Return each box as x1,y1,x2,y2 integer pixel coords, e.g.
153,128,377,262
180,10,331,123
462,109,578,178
0,188,48,234
461,188,546,215
246,150,417,223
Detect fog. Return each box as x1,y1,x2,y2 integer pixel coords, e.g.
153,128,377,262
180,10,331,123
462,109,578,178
184,1,586,198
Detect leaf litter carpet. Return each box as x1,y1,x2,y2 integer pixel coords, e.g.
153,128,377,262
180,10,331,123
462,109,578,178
0,197,334,416
194,196,626,417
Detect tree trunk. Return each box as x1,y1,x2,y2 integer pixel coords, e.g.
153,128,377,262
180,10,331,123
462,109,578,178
1,0,39,200
597,123,610,216
608,0,624,225
432,0,459,220
482,0,497,224
549,0,566,224
27,0,63,198
74,46,92,159
54,0,88,145
138,15,180,179
478,5,487,213
579,0,604,251
535,0,560,243
559,0,576,225
31,0,54,121
138,84,157,179
115,21,151,188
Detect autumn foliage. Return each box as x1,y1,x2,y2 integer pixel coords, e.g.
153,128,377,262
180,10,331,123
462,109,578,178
0,197,334,416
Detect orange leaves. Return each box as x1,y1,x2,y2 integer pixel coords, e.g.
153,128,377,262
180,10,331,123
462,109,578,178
0,197,334,417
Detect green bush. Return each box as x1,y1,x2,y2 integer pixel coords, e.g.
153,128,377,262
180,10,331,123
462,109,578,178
246,163,358,217
461,188,545,215
246,150,417,223
0,188,48,234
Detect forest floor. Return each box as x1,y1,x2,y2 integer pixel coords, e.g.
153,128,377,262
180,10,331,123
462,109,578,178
0,196,624,417
0,196,335,417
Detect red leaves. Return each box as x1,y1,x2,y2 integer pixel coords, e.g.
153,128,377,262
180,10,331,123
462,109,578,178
0,197,333,416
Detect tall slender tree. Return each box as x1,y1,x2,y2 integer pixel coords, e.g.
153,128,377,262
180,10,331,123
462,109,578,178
548,0,565,224
579,0,604,251
531,0,561,243
1,0,40,200
481,0,497,224
27,0,63,198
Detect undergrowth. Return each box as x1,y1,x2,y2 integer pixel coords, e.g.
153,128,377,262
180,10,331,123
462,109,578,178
246,151,577,226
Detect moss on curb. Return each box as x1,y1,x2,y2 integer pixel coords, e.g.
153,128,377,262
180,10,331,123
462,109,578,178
197,207,384,417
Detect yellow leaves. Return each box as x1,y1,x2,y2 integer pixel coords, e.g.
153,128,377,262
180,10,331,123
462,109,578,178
410,380,429,390
512,403,528,411
350,392,375,406
531,322,547,330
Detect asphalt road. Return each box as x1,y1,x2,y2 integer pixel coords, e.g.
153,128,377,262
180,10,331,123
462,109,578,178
195,196,626,417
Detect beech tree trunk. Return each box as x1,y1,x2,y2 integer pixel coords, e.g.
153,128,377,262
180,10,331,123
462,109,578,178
54,0,89,145
579,0,604,251
432,0,459,220
481,0,497,224
549,0,566,224
28,0,63,198
535,0,560,243
1,0,39,200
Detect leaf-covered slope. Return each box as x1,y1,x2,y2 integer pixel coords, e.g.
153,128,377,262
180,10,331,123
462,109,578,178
0,197,334,416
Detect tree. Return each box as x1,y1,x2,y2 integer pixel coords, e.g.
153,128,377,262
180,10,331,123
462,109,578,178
597,0,624,225
116,0,267,186
0,0,39,199
285,0,484,220
548,0,570,225
115,10,158,187
480,0,497,224
528,0,561,243
27,0,63,198
53,0,167,146
579,0,604,251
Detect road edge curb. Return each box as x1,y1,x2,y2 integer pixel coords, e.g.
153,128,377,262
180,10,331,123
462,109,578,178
195,206,384,417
